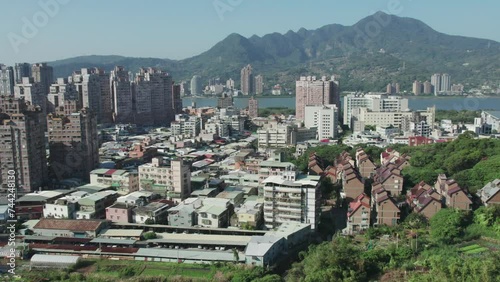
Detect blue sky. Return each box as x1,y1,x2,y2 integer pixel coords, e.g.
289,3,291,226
1,0,499,65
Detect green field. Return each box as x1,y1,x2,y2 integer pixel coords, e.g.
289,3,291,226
459,243,490,254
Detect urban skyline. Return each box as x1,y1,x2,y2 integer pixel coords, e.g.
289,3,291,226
0,2,499,281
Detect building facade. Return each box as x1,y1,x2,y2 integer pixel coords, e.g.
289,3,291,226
240,65,254,95
304,104,339,140
263,174,321,230
139,157,192,200
47,108,99,181
111,66,133,123
295,76,340,121
0,96,47,195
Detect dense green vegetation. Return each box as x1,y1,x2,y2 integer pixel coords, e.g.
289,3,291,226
287,206,500,282
18,260,281,282
258,107,296,117
396,132,500,193
435,110,481,124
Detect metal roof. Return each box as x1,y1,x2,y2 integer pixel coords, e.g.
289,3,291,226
245,235,283,257
90,238,137,245
30,254,80,265
150,233,252,246
101,229,143,237
135,248,243,262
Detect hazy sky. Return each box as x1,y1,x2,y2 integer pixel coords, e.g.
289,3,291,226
1,0,499,65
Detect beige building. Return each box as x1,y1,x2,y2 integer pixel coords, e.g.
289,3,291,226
31,63,53,94
139,157,191,200
240,64,254,95
0,96,47,195
257,122,295,148
352,107,435,130
254,74,264,95
295,76,340,121
90,168,139,195
248,96,258,118
47,108,99,181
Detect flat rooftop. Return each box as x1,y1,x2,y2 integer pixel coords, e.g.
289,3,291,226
149,233,252,247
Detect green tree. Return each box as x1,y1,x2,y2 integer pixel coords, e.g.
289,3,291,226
143,231,157,240
429,209,469,244
144,218,156,225
403,213,428,229
286,237,368,282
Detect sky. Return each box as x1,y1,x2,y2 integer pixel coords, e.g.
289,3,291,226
1,0,499,65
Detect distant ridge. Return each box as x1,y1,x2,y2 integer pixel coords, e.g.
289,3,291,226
49,12,500,92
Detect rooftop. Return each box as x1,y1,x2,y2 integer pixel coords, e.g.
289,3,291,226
245,235,283,257
150,233,252,246
90,238,137,245
100,229,144,238
135,248,243,262
33,218,106,232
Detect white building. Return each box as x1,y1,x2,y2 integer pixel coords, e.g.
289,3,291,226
171,114,201,138
138,157,191,200
480,111,500,133
197,198,232,228
133,202,170,224
43,197,78,219
343,94,409,128
14,77,46,113
116,191,155,206
351,107,435,131
304,104,339,140
257,123,295,148
89,168,139,195
262,174,321,230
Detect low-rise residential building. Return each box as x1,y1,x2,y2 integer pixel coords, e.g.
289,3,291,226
197,198,232,228
244,235,285,267
355,148,376,178
434,174,472,210
372,187,400,226
16,191,66,220
32,218,108,238
235,200,263,228
133,202,170,224
341,167,365,202
90,168,139,195
43,197,78,219
406,181,442,219
345,193,371,234
258,160,296,183
477,179,500,206
76,191,118,219
167,203,198,227
105,202,134,223
216,190,245,206
116,191,156,206
373,166,404,196
139,157,192,201
263,174,321,230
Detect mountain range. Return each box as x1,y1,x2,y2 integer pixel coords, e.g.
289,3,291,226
49,12,500,92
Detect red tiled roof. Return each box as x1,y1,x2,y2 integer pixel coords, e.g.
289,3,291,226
348,200,370,217
34,218,106,232
105,169,117,175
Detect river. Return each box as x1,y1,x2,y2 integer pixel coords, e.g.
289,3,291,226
182,96,500,111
